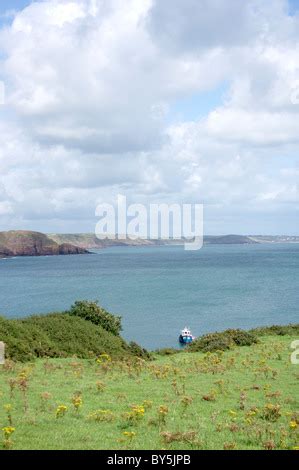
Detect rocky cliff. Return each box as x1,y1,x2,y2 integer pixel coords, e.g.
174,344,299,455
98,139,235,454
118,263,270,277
0,231,90,258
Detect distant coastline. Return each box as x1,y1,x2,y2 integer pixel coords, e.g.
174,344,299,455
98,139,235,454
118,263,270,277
49,232,299,249
1,230,299,258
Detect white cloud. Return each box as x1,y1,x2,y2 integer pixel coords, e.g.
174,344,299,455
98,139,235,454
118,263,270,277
147,0,265,52
0,0,298,234
205,108,299,144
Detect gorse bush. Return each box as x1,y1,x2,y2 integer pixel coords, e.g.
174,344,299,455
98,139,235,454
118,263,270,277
188,329,258,353
67,300,122,336
128,342,152,360
0,314,127,361
250,324,299,337
0,303,146,362
184,325,299,354
228,329,258,346
189,334,232,353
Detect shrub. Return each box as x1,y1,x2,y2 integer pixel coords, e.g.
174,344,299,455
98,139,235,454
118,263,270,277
67,300,122,336
188,333,232,353
189,324,299,353
250,324,299,337
128,341,152,360
227,329,258,346
188,329,258,353
0,312,146,362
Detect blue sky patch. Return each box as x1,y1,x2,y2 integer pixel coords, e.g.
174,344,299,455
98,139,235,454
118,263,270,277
168,81,229,123
288,0,299,15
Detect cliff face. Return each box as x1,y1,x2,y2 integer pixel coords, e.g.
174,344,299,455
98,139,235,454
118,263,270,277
0,231,90,258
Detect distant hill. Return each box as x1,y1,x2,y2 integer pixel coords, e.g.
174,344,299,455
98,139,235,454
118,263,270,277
0,231,89,258
204,235,257,244
48,233,178,249
48,233,258,248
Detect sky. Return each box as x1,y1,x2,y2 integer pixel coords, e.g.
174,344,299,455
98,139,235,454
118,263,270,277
0,0,298,235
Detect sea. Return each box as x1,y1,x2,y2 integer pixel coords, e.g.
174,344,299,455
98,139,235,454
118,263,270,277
0,244,298,350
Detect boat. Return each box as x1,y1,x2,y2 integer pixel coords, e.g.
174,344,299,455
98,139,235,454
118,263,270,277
179,327,194,344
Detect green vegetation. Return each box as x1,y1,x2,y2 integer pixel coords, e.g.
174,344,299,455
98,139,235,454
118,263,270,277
0,334,298,450
0,302,152,363
0,302,139,362
187,325,299,353
250,324,299,337
68,300,122,336
0,314,134,362
188,329,258,353
0,305,298,450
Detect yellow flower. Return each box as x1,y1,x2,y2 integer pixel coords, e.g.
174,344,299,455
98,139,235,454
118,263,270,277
292,446,299,450
2,427,15,439
123,431,136,438
56,405,67,418
229,410,237,416
290,421,298,430
96,353,111,364
72,396,83,411
131,405,145,417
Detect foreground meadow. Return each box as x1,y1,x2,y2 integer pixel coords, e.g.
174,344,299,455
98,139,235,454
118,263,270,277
0,335,298,450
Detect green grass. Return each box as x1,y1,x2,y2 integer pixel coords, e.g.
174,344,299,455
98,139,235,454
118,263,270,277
0,334,298,450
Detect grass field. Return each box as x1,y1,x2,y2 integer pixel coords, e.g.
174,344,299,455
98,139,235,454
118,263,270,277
0,334,298,450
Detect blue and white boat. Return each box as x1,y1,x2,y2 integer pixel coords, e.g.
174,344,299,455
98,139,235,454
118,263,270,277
179,327,194,345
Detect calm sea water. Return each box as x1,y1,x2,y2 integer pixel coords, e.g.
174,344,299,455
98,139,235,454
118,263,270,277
0,244,298,349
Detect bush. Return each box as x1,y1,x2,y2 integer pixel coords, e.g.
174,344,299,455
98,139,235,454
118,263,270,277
250,324,299,337
227,329,258,346
189,324,299,354
128,342,152,360
0,314,121,361
188,328,258,353
0,311,147,362
67,300,122,336
188,333,232,353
